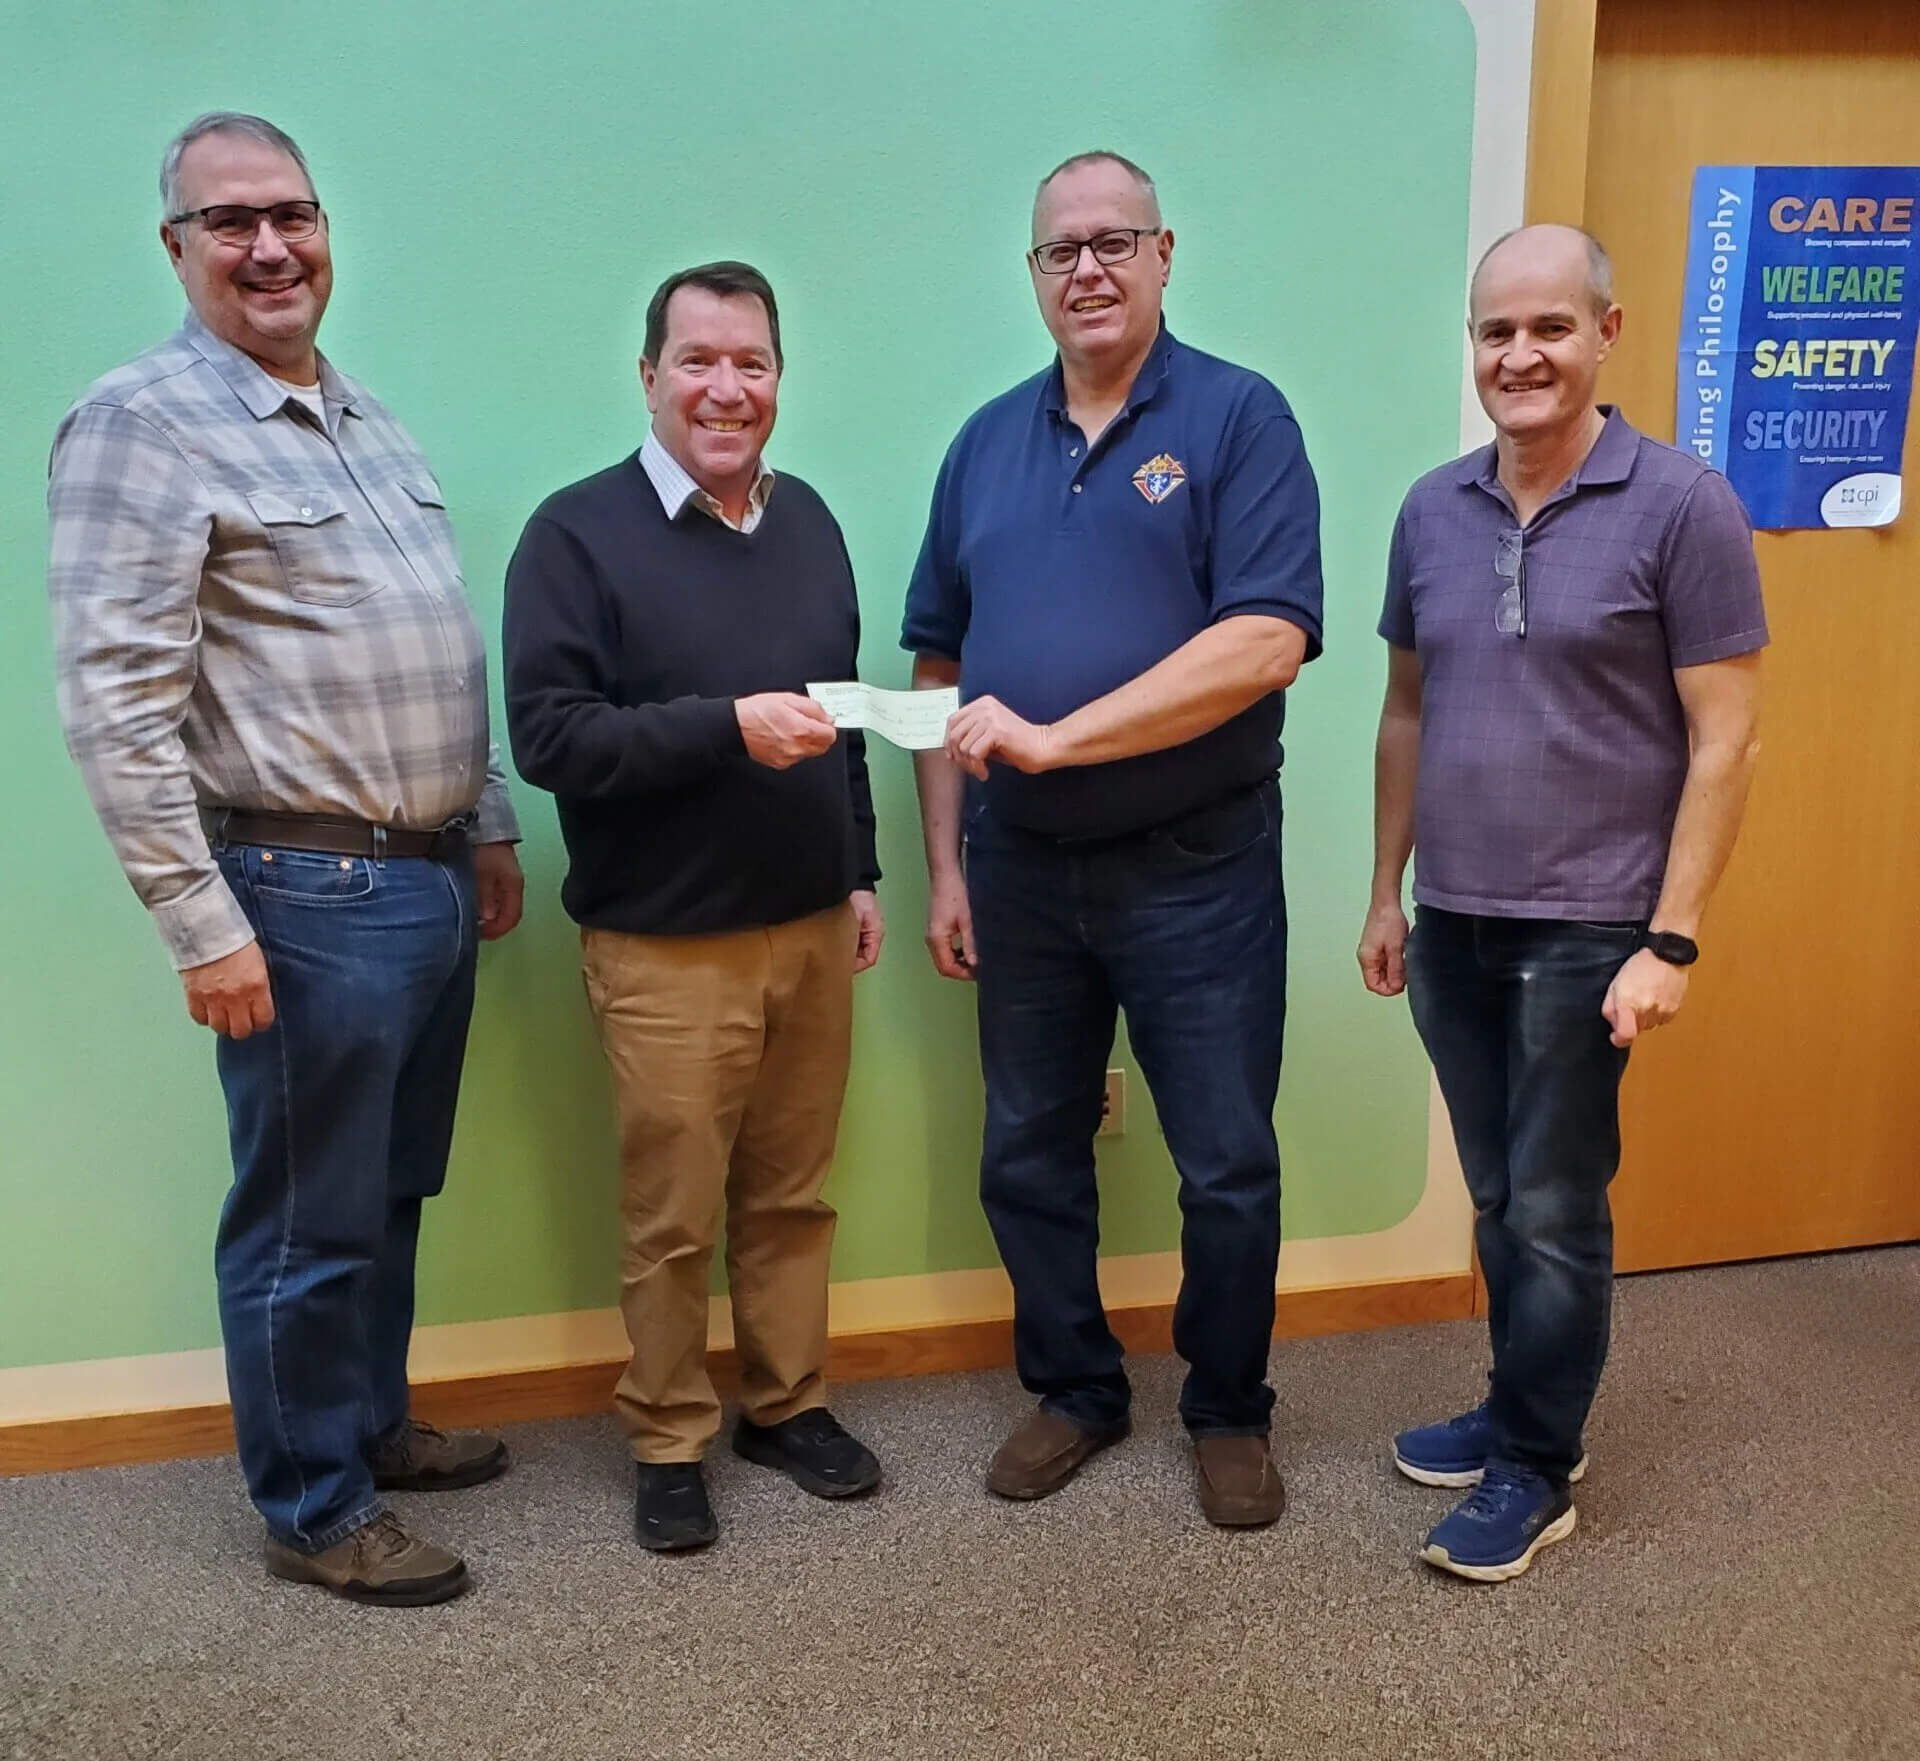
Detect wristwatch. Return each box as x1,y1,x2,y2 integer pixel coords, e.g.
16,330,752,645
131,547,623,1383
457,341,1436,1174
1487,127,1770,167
1643,931,1699,967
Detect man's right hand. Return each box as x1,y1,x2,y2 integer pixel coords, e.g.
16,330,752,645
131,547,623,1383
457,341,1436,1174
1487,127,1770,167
925,870,977,981
1357,901,1410,997
182,942,275,1038
736,693,839,770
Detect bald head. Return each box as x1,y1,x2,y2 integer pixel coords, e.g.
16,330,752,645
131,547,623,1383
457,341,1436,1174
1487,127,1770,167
1033,150,1162,238
1472,224,1614,322
1468,223,1622,444
1026,151,1172,375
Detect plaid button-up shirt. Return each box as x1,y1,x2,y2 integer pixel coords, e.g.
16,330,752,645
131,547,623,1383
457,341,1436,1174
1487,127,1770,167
48,312,518,971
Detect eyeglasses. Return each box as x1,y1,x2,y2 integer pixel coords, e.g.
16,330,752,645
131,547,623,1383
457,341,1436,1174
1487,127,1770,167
166,201,323,247
1029,227,1162,276
1494,527,1526,637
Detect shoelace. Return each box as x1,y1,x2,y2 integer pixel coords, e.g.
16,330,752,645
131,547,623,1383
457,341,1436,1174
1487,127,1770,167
646,1466,707,1511
355,1512,416,1559
782,1408,844,1439
1453,1463,1538,1525
368,1419,444,1466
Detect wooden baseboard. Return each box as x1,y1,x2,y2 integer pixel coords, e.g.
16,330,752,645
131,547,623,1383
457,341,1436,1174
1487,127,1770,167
4,1403,240,1477
0,1272,1473,1476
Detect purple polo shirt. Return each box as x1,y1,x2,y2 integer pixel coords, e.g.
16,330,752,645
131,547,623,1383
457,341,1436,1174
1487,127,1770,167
1379,408,1767,921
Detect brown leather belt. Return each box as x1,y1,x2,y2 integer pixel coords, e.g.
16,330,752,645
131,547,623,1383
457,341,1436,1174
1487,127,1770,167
203,808,471,862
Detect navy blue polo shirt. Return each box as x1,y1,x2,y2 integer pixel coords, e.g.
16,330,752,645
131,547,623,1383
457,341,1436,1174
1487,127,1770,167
900,325,1324,839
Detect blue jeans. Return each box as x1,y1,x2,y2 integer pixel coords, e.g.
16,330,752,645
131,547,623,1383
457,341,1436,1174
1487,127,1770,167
1406,908,1635,1484
212,841,477,1550
966,785,1287,1436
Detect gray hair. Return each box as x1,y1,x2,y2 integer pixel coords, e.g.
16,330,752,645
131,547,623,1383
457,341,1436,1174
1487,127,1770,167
1472,224,1615,319
160,112,314,218
1033,150,1162,230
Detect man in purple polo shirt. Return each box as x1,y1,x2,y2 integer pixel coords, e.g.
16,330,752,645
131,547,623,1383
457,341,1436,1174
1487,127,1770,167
1357,224,1766,1582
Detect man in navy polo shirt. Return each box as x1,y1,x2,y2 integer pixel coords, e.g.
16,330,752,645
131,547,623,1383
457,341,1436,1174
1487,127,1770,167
901,151,1323,1527
1359,224,1766,1581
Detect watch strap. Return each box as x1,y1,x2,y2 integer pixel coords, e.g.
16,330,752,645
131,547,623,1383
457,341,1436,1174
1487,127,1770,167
1644,930,1699,967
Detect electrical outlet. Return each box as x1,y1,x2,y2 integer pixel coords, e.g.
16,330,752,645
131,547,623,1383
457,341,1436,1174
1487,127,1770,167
1098,1068,1125,1136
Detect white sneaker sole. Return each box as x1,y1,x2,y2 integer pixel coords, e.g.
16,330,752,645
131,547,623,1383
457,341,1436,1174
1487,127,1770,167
1421,1504,1577,1582
1393,1451,1587,1490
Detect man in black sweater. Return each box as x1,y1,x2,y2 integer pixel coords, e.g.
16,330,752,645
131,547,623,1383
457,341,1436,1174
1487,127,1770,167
503,262,884,1551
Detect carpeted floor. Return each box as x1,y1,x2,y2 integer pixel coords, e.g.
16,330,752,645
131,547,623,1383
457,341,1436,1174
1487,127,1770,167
3,1247,1916,1761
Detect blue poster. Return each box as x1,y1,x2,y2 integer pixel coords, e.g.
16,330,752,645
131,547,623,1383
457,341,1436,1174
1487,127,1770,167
1678,166,1919,530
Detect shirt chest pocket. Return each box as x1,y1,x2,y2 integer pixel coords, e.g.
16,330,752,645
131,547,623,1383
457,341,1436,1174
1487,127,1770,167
1106,461,1206,577
247,489,385,608
398,476,464,590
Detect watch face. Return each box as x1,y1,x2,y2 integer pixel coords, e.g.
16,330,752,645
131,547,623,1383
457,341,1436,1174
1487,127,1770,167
1647,932,1699,967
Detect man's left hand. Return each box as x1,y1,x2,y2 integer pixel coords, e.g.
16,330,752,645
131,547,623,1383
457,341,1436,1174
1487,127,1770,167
1601,947,1689,1048
850,889,885,974
944,696,1055,780
473,841,525,941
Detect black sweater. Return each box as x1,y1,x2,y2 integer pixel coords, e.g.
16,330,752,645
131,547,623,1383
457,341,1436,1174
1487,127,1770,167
502,456,879,935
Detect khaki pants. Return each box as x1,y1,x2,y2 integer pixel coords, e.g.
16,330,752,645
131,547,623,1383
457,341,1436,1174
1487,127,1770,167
582,903,854,1462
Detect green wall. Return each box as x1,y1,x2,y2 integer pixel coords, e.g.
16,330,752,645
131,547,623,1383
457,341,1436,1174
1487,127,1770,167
0,0,1475,1370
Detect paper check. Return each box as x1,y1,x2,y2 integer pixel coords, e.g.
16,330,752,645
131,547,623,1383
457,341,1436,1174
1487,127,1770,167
805,682,958,751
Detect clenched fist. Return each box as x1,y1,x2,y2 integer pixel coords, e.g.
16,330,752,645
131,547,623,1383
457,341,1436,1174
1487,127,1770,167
182,941,275,1038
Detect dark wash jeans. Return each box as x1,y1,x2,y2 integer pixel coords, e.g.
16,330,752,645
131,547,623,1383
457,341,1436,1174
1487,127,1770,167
213,841,477,1551
966,784,1288,1436
1406,907,1635,1483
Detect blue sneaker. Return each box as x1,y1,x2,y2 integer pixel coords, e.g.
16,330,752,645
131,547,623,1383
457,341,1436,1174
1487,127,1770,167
1420,1465,1577,1582
1393,1402,1587,1488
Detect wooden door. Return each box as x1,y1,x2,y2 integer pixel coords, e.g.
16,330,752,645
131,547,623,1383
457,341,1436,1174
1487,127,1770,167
1572,0,1920,1269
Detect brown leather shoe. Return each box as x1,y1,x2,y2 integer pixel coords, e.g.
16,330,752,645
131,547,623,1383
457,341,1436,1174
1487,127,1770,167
264,1512,470,1606
987,1405,1130,1500
1193,1435,1286,1527
368,1418,509,1492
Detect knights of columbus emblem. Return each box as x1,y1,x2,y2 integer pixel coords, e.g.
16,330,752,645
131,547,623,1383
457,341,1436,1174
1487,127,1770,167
1132,453,1187,504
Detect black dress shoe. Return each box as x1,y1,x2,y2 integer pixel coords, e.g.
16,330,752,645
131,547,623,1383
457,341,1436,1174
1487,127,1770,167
732,1407,882,1499
634,1461,718,1552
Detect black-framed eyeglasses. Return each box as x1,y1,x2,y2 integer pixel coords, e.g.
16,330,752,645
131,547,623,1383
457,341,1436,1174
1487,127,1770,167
1494,527,1526,637
1029,227,1161,276
166,201,323,248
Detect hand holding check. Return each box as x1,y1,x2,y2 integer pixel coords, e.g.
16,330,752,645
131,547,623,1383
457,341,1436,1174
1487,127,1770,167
939,695,1055,779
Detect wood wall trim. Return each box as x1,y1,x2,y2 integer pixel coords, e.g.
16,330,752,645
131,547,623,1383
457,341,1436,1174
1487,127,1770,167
3,1404,240,1476
1470,1250,1491,1321
0,1273,1475,1477
1526,0,1600,224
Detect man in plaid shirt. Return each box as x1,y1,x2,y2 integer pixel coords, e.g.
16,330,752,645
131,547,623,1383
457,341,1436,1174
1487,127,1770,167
48,112,522,1607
